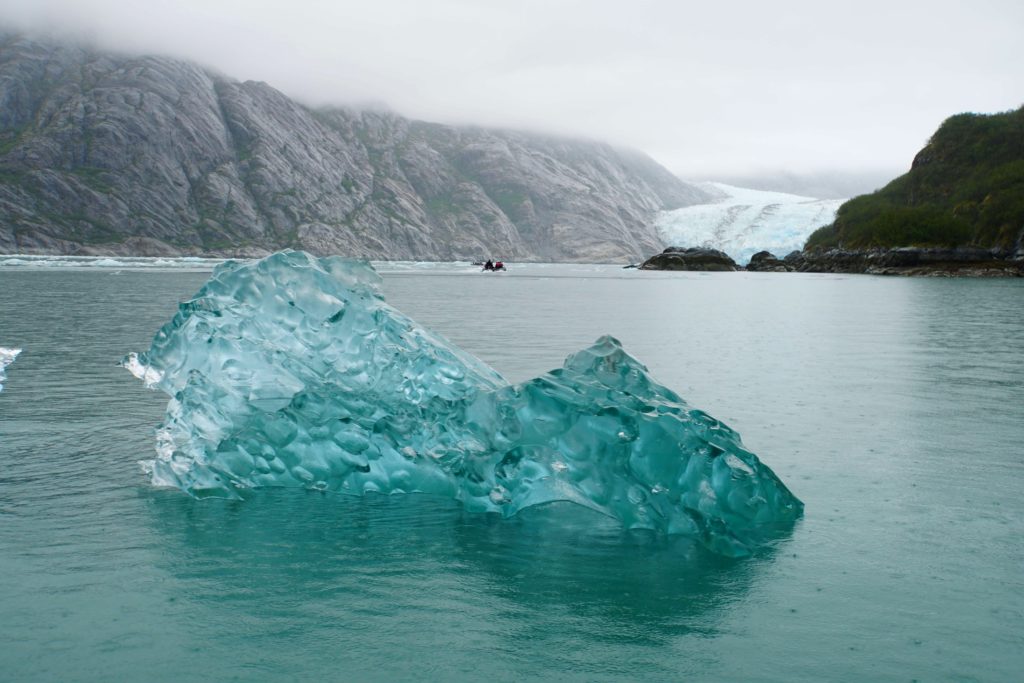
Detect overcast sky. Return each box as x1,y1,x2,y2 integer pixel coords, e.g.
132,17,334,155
2,0,1022,180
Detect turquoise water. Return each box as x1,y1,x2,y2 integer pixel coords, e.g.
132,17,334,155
1,264,1022,681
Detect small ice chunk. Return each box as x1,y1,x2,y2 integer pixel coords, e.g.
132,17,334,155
0,347,21,392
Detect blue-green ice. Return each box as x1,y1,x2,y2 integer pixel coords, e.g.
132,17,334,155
126,251,802,555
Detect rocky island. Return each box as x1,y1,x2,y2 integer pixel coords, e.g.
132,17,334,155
744,250,795,272
639,246,738,271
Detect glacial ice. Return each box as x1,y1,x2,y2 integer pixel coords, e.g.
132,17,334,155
127,251,803,556
0,347,21,392
656,182,844,264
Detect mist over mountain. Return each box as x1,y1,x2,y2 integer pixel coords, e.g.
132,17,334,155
0,33,711,261
704,169,899,200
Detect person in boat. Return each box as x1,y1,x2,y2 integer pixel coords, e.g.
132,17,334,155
484,259,494,271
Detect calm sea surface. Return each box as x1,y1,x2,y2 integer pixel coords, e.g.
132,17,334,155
1,262,1022,682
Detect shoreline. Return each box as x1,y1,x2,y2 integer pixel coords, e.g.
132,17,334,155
753,247,1024,277
5,248,1023,277
637,246,1024,277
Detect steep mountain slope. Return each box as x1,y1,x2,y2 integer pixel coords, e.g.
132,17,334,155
806,106,1024,252
655,182,843,263
0,34,709,261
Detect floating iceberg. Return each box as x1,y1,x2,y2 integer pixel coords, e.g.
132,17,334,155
0,347,21,392
127,251,802,556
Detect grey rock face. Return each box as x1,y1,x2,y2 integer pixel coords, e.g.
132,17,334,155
0,35,711,261
639,246,738,271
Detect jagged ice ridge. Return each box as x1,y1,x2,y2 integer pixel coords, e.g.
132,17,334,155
126,251,802,556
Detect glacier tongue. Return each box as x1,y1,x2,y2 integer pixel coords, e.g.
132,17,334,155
0,347,21,392
127,251,802,556
656,182,844,264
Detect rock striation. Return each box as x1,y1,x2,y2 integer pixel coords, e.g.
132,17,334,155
639,247,738,271
0,34,710,261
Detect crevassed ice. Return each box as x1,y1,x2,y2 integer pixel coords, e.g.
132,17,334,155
656,182,844,264
0,347,21,392
126,251,803,556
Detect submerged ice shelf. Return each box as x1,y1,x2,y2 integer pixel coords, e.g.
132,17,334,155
127,251,802,556
0,347,20,392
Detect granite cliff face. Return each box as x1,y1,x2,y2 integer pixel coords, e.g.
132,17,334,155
0,35,709,261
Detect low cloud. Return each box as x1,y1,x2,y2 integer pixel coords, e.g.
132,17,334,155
2,0,1021,178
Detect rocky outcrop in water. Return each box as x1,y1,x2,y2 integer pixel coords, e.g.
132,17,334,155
639,247,738,271
0,34,710,261
745,250,793,272
787,247,1023,277
644,244,1023,276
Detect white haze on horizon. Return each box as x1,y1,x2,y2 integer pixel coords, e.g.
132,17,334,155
1,0,1021,182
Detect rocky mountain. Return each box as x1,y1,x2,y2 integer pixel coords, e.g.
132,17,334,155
0,34,710,261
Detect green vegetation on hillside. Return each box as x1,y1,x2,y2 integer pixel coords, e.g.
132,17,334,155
806,106,1024,250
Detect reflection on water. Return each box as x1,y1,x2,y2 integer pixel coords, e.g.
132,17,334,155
145,489,787,648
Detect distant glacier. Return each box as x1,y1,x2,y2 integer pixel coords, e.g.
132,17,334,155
655,183,845,264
